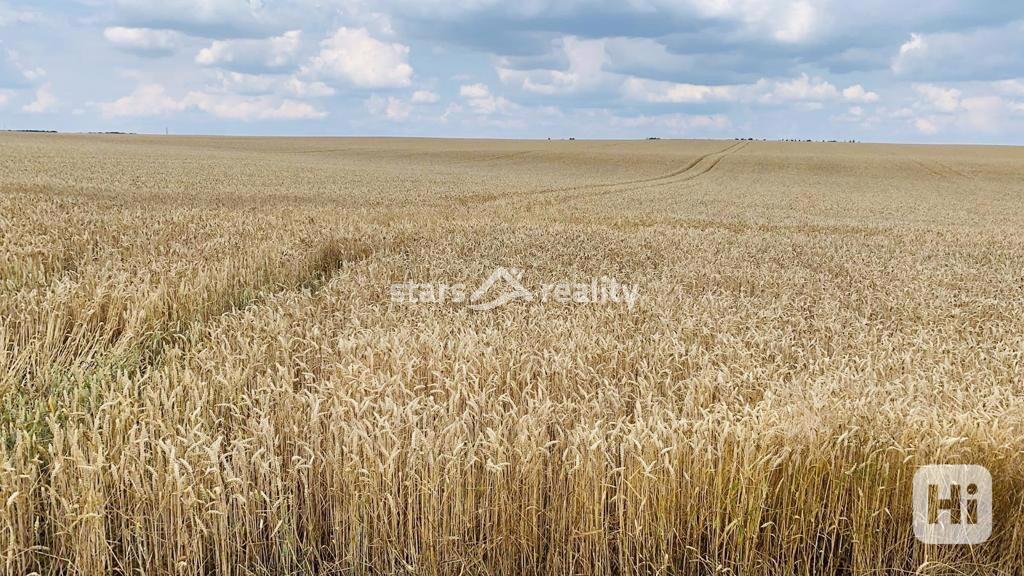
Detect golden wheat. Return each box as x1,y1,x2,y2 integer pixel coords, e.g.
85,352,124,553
1,133,1023,575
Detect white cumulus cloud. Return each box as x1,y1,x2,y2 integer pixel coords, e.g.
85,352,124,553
498,36,610,95
111,0,277,38
211,71,335,98
459,83,489,99
913,83,961,113
104,27,180,57
184,91,325,120
689,0,822,44
760,73,838,103
410,89,439,103
1,48,45,87
459,83,517,114
366,94,411,121
914,116,940,135
283,77,335,98
367,89,442,122
197,30,302,72
608,112,730,132
622,77,742,103
892,33,926,74
771,0,817,43
99,83,325,121
908,84,1016,135
842,84,880,103
306,27,412,88
0,3,37,27
99,83,185,117
994,79,1024,97
959,96,1006,132
22,83,56,113
624,73,881,109
889,24,1024,81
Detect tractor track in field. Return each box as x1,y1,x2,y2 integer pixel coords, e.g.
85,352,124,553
536,140,749,206
913,159,972,180
636,140,747,184
474,140,748,208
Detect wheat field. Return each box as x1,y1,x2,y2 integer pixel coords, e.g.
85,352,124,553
1,132,1023,575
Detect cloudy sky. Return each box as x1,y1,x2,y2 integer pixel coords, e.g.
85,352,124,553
1,1,1023,143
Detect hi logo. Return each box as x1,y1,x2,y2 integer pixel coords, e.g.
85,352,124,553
913,465,992,544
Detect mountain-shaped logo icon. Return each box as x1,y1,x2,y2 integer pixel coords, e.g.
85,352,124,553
468,267,534,311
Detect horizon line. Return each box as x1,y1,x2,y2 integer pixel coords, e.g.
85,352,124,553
2,129,1023,148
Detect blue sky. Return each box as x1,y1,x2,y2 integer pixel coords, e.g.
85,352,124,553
2,1,1024,143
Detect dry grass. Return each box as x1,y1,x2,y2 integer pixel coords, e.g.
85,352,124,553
1,132,1023,575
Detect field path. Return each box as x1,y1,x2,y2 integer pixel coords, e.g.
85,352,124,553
913,159,973,180
540,140,750,206
638,140,747,185
482,140,748,208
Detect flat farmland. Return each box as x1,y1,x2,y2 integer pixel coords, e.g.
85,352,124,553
2,133,1023,575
